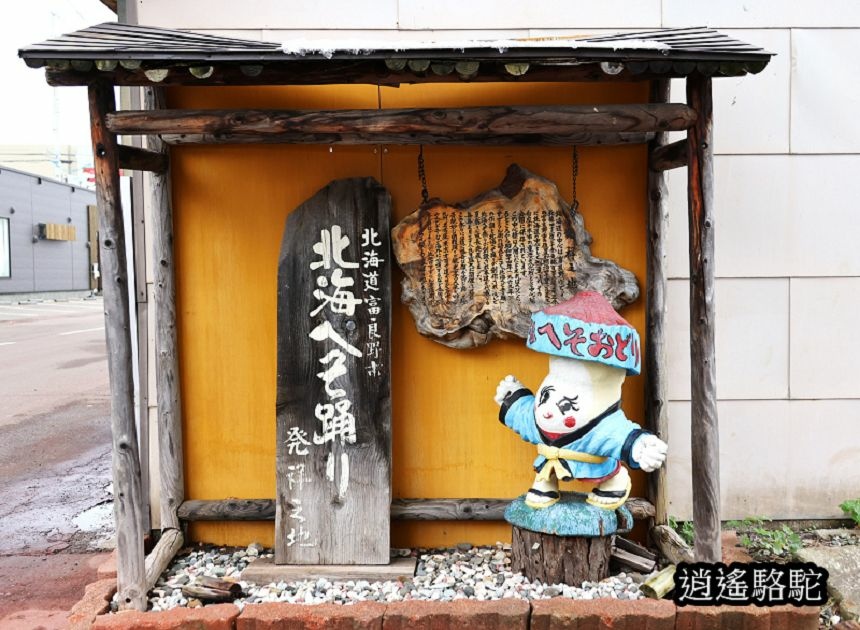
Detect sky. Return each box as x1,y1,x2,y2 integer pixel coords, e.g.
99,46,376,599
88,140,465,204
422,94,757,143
0,0,116,177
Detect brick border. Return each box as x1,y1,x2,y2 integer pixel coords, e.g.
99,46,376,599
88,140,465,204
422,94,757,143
79,587,820,630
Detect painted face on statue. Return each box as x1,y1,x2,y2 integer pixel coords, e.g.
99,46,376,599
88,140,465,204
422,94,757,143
534,357,626,439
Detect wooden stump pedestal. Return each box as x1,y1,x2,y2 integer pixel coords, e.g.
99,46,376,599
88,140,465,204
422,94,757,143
504,492,633,585
511,526,612,584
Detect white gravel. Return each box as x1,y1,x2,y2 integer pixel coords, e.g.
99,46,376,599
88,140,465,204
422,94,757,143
140,542,648,612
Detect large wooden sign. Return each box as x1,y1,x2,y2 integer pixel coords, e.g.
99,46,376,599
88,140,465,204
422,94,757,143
392,164,638,349
275,178,391,565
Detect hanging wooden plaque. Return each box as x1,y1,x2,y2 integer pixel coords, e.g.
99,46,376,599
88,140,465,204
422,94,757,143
275,177,392,565
391,164,638,349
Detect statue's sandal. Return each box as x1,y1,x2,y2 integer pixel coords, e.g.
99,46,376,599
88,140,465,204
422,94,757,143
585,478,632,511
524,488,560,509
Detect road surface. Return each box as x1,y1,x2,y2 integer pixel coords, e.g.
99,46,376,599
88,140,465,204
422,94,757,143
0,297,116,624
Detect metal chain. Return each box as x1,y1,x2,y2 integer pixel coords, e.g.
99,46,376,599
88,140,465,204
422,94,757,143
571,146,579,209
417,145,429,204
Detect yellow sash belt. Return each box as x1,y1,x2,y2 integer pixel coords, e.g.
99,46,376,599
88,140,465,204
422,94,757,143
535,443,608,481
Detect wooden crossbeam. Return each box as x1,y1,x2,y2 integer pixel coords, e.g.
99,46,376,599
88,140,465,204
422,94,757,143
650,139,688,171
117,144,167,172
103,104,696,147
177,497,656,522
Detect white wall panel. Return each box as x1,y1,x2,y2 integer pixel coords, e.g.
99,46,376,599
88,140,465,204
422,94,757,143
666,278,789,401
790,278,860,399
791,29,860,154
263,28,530,42
136,0,398,30
663,0,860,28
668,30,789,155
667,400,859,521
665,157,793,279
397,0,661,30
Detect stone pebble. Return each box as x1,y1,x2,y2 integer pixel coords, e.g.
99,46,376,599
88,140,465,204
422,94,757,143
140,542,648,612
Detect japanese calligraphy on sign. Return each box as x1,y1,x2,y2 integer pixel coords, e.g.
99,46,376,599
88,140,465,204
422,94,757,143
391,164,638,349
275,177,392,565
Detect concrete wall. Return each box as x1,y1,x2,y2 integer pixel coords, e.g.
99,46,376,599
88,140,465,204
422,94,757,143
133,0,860,522
0,167,95,295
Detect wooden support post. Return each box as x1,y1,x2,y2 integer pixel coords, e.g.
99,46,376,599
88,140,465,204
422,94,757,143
145,86,185,533
88,81,148,611
686,73,721,562
646,79,671,529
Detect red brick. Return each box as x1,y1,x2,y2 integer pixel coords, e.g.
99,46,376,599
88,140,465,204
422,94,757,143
768,605,820,630
237,602,385,630
68,578,118,630
531,598,676,630
92,603,239,630
383,599,529,630
675,605,771,630
721,532,753,564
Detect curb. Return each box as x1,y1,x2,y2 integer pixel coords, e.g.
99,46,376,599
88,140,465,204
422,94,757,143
82,594,820,630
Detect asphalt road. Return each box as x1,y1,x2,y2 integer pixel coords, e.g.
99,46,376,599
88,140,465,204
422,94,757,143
0,297,115,623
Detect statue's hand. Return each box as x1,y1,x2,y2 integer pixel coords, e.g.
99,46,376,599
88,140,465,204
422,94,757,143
494,374,525,406
631,434,668,472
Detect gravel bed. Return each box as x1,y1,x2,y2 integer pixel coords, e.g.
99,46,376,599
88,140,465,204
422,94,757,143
134,542,648,612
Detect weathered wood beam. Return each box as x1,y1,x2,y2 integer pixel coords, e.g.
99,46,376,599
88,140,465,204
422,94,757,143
145,87,185,533
45,61,642,88
159,130,655,147
650,524,694,565
645,79,671,529
88,81,147,612
686,73,721,563
144,528,183,590
650,139,688,171
105,105,696,143
117,144,167,173
177,497,656,522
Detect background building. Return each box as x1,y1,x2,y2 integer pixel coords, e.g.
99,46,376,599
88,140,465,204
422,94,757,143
0,166,97,297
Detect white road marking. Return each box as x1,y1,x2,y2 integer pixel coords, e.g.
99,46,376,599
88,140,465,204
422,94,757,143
0,341,15,346
58,327,104,336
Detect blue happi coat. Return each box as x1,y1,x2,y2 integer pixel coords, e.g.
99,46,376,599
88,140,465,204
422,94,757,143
499,389,648,479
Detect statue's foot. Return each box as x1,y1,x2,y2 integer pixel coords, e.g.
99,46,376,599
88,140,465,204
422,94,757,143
585,477,631,511
525,487,560,509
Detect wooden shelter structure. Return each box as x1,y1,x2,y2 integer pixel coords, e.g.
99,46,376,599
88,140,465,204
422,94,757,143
20,23,772,611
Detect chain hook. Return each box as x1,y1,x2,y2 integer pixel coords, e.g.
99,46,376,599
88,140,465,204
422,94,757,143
418,145,430,205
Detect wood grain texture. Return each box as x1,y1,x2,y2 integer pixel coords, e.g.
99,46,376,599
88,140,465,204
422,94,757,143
645,79,671,528
144,528,183,590
649,139,688,171
392,164,639,348
106,104,695,138
275,177,392,564
686,72,721,563
650,524,694,565
177,496,655,521
88,81,147,611
611,546,657,573
117,144,167,172
146,86,185,533
511,526,612,584
158,130,655,147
